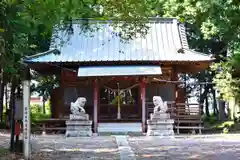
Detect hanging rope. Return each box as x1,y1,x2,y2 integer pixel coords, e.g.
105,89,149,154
103,83,140,93
152,78,214,85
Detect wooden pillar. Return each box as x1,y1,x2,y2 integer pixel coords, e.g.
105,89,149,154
171,66,178,102
140,79,146,132
23,68,31,159
93,80,98,133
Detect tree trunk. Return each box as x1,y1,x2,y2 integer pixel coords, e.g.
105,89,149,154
218,99,227,121
0,77,5,122
205,93,210,117
5,84,8,110
211,87,218,116
199,84,204,115
9,80,16,118
42,99,46,114
200,84,210,117
9,79,17,152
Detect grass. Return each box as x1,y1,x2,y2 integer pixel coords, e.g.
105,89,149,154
216,121,235,129
0,148,8,154
204,120,240,134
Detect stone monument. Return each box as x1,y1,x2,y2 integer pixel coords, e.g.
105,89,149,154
65,97,92,137
146,96,174,136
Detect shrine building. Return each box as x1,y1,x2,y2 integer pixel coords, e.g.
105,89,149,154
24,18,213,134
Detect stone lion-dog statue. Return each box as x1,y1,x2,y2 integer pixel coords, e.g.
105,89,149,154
153,96,168,113
70,97,86,114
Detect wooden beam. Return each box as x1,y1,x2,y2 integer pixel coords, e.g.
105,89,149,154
140,79,146,132
93,79,98,133
171,65,178,102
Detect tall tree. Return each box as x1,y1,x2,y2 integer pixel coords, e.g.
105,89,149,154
0,0,154,120
148,0,240,116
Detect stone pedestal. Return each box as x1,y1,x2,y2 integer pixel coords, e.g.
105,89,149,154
147,112,174,136
65,113,92,137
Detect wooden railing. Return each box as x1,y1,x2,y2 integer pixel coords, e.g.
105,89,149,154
146,102,203,134
32,118,67,134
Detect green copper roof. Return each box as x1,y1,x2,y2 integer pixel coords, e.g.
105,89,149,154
24,18,213,63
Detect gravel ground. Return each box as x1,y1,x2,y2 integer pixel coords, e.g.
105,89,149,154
1,134,119,160
1,133,240,160
30,135,119,160
128,136,240,160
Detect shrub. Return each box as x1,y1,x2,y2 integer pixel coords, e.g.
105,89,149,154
30,103,51,125
202,114,218,124
0,121,7,129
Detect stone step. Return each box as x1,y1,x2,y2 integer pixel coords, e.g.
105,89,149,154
98,123,142,133
65,130,92,137
66,120,92,125
146,130,174,136
70,114,89,120
98,132,143,136
147,119,174,125
150,113,170,120
147,125,174,130
66,126,92,131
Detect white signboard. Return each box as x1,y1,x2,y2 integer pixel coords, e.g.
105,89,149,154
23,80,31,159
15,99,23,120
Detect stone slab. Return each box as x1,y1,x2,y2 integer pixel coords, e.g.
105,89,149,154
146,130,174,136
147,119,174,125
66,126,92,131
150,113,170,120
70,113,89,120
115,136,136,160
65,130,92,137
147,124,174,130
66,120,92,126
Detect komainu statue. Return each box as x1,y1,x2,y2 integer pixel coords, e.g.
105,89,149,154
70,97,86,114
153,96,168,113
146,96,174,136
66,97,92,137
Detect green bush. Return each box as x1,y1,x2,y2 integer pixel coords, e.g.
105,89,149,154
30,103,51,125
202,114,218,124
0,121,7,129
31,104,42,114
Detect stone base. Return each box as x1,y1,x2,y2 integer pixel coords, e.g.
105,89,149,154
65,130,92,137
146,129,174,136
65,113,92,137
146,112,174,137
147,119,174,125
70,113,89,120
150,113,170,120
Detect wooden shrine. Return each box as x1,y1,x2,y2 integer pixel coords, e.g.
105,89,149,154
24,18,213,134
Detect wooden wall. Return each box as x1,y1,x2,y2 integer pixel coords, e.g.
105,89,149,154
50,65,187,119
146,83,175,103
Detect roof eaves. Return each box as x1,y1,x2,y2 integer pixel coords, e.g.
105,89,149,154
24,49,60,62
69,17,178,24
183,48,215,61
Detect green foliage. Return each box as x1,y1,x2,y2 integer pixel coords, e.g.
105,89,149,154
0,0,153,87
149,0,240,108
223,127,229,134
31,74,59,103
202,114,218,124
217,121,235,129
0,121,7,129
30,104,42,114
0,148,8,154
155,0,240,41
211,46,240,103
30,103,51,123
